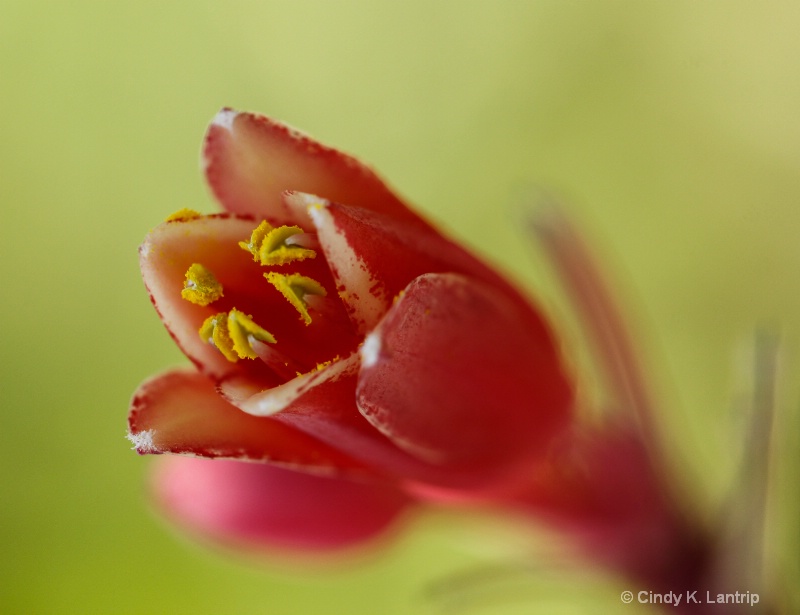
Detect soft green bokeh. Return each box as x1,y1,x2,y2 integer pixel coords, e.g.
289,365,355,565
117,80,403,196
2,1,798,613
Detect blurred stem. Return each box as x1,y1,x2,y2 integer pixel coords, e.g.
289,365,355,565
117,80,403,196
527,198,661,456
527,201,781,613
707,331,779,614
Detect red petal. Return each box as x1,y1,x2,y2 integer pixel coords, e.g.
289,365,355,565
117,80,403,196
203,109,426,228
221,352,360,416
128,369,364,473
220,356,432,482
153,456,412,552
300,196,554,336
140,214,358,380
220,354,513,491
357,273,573,480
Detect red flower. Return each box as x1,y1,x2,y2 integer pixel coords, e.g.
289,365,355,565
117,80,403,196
128,109,574,551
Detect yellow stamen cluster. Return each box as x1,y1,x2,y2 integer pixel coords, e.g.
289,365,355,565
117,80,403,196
266,272,327,325
179,219,330,364
181,263,224,306
199,309,276,362
239,221,316,266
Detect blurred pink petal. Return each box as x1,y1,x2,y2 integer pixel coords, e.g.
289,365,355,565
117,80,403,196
153,456,412,552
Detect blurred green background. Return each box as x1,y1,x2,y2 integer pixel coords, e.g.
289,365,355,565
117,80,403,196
2,1,799,613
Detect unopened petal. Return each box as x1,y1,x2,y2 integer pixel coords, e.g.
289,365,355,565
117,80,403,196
357,273,573,480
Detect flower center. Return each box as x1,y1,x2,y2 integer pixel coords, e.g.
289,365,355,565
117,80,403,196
178,219,339,369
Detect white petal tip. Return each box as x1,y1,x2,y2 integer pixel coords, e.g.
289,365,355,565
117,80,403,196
212,108,238,131
127,429,157,453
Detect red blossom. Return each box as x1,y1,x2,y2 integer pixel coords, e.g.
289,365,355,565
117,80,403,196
129,109,574,550
129,111,778,613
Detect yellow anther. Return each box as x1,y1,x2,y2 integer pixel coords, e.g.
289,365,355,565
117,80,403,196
165,208,202,222
239,221,316,266
198,310,276,362
265,272,327,325
181,263,224,306
199,313,238,362
238,220,273,257
228,309,277,359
